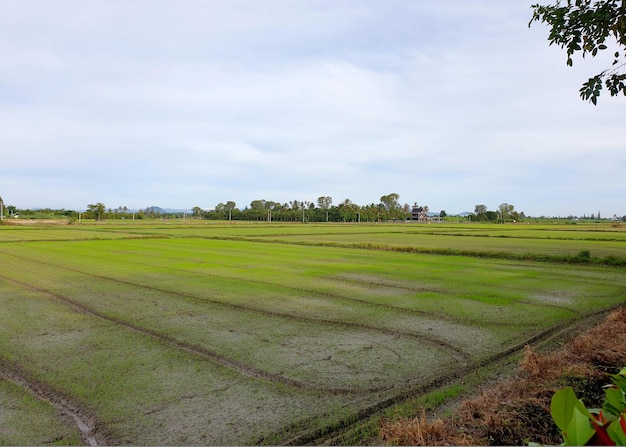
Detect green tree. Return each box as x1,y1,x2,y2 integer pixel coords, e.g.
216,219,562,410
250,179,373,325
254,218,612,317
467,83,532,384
337,198,359,222
266,201,280,211
380,193,400,211
474,204,488,221
485,210,499,221
380,193,400,220
498,203,515,222
225,201,236,220
87,202,106,221
402,203,411,220
360,203,378,222
317,196,333,221
250,200,266,211
530,0,626,104
215,201,237,220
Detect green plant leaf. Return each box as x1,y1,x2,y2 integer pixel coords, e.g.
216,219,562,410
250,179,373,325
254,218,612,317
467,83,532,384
552,387,579,431
604,387,625,418
607,417,626,445
563,407,595,446
574,397,594,419
612,369,626,393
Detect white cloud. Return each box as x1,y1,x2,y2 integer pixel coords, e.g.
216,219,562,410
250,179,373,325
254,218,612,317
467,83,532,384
0,1,624,217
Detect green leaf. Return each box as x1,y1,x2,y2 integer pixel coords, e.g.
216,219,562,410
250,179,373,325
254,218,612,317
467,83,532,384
609,370,626,395
551,387,580,431
603,387,625,418
563,407,595,446
607,418,626,445
575,398,594,419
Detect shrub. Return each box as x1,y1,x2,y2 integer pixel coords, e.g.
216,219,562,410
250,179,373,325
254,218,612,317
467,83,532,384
548,367,626,446
574,250,592,263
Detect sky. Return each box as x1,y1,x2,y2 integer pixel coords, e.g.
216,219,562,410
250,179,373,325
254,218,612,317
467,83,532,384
1,1,624,217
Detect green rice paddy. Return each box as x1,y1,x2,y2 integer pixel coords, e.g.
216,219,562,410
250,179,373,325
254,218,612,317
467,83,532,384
0,221,624,445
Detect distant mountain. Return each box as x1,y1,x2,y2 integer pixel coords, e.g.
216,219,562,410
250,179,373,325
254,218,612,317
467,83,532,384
145,206,166,214
426,211,471,217
145,206,191,214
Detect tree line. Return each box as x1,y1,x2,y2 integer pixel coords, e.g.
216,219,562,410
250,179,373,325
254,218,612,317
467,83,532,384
4,195,625,223
202,194,436,223
0,194,432,223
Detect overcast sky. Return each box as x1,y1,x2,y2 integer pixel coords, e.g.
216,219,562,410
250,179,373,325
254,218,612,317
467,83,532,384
1,1,624,217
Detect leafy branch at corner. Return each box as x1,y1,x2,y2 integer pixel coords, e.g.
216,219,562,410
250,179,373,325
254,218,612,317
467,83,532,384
530,0,626,104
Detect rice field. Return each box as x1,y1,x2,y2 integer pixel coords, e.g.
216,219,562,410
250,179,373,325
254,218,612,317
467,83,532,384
0,221,625,445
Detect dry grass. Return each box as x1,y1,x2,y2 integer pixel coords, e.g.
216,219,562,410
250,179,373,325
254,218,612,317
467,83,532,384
381,306,626,446
380,412,477,446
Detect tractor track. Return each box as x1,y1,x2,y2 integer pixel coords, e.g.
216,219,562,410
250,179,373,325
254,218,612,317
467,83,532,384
1,273,390,395
265,305,622,446
2,237,584,327
91,236,587,323
0,250,471,364
0,355,110,446
98,245,547,328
